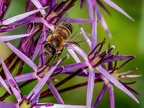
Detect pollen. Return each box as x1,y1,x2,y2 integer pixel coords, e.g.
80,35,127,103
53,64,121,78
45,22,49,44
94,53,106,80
20,100,31,108
111,70,120,80
91,56,101,66
37,66,50,78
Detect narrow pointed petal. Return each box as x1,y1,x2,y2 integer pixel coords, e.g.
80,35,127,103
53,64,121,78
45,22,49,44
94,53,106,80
0,57,22,102
120,75,142,78
46,80,64,104
32,32,46,61
66,47,87,73
71,45,87,60
32,91,41,106
96,65,139,103
35,104,87,108
97,0,111,15
5,42,37,71
97,6,112,39
86,0,93,19
104,55,134,62
2,6,48,25
80,26,91,47
122,84,141,95
0,33,31,42
118,68,138,76
62,18,92,23
58,62,87,73
31,0,46,16
0,76,11,94
108,84,115,108
91,5,97,50
41,19,54,31
0,101,18,108
66,47,82,62
0,72,36,86
27,58,64,101
92,84,107,108
0,0,12,20
14,72,36,82
103,0,134,21
86,68,95,108
32,47,40,61
80,0,85,9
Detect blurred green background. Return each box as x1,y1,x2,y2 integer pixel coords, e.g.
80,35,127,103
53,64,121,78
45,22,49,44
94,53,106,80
0,0,144,108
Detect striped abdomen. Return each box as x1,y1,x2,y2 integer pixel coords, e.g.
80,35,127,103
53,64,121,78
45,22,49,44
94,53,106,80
54,23,73,39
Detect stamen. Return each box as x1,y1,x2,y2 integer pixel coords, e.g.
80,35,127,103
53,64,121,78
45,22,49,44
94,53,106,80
91,56,101,67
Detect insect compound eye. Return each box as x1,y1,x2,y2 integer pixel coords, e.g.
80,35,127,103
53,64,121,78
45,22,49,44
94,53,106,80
44,43,56,55
51,47,56,55
46,44,50,47
44,44,50,49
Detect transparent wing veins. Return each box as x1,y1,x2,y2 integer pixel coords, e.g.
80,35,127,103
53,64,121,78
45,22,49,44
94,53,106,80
66,31,91,44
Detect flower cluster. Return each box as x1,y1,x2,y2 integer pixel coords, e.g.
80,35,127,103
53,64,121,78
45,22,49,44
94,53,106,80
0,0,141,108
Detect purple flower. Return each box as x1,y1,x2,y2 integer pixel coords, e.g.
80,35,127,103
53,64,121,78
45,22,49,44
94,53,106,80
0,0,141,108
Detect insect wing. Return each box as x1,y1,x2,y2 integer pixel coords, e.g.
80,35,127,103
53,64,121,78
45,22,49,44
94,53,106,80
66,31,91,45
58,12,69,23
